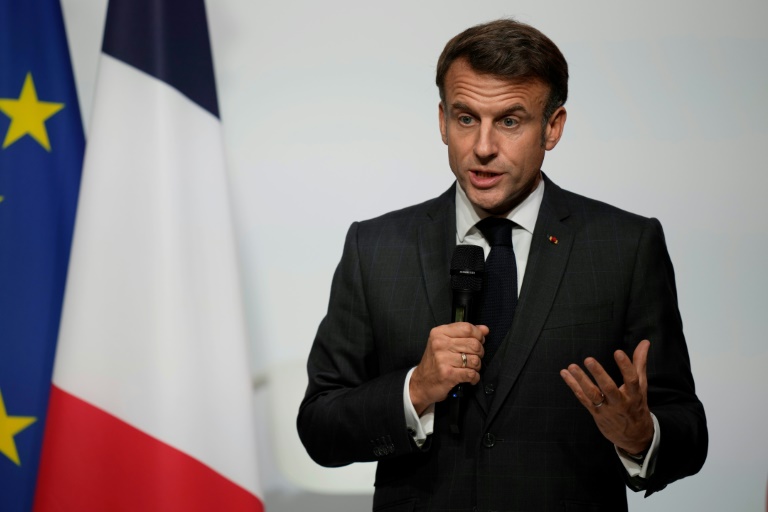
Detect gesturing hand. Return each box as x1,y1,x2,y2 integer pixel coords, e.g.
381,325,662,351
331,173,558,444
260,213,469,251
409,323,488,415
560,339,654,455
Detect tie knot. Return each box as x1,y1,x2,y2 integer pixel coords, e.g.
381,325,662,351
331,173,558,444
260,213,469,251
476,217,514,247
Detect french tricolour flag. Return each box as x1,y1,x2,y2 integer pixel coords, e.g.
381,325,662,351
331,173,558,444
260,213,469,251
33,0,264,509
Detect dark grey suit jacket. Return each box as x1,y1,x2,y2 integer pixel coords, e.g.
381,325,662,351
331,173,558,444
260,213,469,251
298,176,707,512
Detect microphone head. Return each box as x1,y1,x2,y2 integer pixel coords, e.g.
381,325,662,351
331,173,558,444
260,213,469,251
450,244,484,292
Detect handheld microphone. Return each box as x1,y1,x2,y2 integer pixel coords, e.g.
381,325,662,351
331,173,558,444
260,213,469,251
448,244,484,434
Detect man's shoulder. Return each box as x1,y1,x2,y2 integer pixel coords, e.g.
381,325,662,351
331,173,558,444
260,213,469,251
342,185,455,252
355,184,454,230
547,178,651,228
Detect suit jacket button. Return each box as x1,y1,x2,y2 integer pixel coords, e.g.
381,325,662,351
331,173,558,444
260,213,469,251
484,383,495,395
483,432,495,448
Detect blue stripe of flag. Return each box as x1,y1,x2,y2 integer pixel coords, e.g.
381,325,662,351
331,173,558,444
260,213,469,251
102,0,220,118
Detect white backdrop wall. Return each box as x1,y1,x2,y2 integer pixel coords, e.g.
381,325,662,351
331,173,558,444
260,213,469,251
61,1,768,510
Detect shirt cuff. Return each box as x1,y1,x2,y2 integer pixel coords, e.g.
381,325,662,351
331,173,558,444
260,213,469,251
403,367,434,447
616,412,660,479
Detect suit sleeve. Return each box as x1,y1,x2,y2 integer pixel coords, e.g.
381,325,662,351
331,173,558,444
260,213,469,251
623,217,708,495
297,222,422,467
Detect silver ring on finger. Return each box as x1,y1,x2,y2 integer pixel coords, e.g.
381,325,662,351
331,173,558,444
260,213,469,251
593,393,605,408
461,352,468,368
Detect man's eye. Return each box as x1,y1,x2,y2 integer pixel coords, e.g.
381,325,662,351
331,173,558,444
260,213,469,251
458,116,473,125
502,117,517,127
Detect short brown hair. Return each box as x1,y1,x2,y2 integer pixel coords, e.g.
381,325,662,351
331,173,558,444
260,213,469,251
436,19,569,122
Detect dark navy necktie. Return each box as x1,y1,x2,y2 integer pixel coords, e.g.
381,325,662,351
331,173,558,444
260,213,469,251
476,217,518,364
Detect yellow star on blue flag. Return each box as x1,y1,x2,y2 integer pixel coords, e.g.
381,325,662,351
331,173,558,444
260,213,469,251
0,73,64,151
0,0,84,510
0,389,36,466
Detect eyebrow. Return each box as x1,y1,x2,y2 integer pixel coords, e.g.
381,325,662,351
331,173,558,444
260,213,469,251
451,102,529,117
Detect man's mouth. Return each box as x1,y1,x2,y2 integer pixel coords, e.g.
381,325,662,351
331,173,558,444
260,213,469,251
468,170,502,188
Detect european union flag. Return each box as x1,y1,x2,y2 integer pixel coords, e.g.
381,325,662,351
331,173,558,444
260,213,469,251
0,0,83,509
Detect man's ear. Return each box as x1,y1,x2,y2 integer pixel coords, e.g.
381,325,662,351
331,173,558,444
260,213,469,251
544,106,567,151
439,102,448,145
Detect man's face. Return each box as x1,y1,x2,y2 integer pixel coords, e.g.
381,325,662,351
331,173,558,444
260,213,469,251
439,59,566,216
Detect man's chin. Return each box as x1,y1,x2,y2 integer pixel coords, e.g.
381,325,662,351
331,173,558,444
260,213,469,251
467,191,512,216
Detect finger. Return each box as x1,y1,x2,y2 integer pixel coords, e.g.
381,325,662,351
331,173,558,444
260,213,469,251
430,326,484,357
458,352,473,370
451,363,481,383
560,369,600,410
613,350,640,395
613,340,651,396
462,338,485,357
584,357,621,403
446,337,485,358
438,342,481,369
566,364,605,407
448,322,487,341
633,340,650,389
464,368,481,385
455,353,483,371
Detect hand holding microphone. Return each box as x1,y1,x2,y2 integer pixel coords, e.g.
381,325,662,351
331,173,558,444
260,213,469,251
408,245,485,432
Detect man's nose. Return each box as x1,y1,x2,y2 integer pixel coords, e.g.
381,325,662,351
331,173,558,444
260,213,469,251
473,123,498,163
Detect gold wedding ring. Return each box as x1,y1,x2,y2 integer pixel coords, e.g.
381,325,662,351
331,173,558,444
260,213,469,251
461,352,468,368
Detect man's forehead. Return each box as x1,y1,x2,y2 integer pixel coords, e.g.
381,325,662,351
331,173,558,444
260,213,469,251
444,67,548,114
443,59,549,102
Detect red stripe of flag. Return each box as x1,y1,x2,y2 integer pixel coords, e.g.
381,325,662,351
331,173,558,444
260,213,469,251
33,386,264,511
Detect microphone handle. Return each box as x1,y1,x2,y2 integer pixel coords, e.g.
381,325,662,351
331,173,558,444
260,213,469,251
448,293,477,434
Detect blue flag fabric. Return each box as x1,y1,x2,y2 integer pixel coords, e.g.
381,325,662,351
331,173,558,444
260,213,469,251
0,0,84,510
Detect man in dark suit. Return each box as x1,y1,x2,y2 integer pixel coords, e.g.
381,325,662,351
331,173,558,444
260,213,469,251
298,19,707,512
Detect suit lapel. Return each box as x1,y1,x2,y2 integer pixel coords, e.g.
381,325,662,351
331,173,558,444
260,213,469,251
484,177,574,426
419,185,456,327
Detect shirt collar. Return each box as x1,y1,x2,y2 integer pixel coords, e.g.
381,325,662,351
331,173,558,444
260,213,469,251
455,176,545,243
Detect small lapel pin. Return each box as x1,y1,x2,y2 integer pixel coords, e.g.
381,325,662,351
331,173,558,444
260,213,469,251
548,235,559,245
